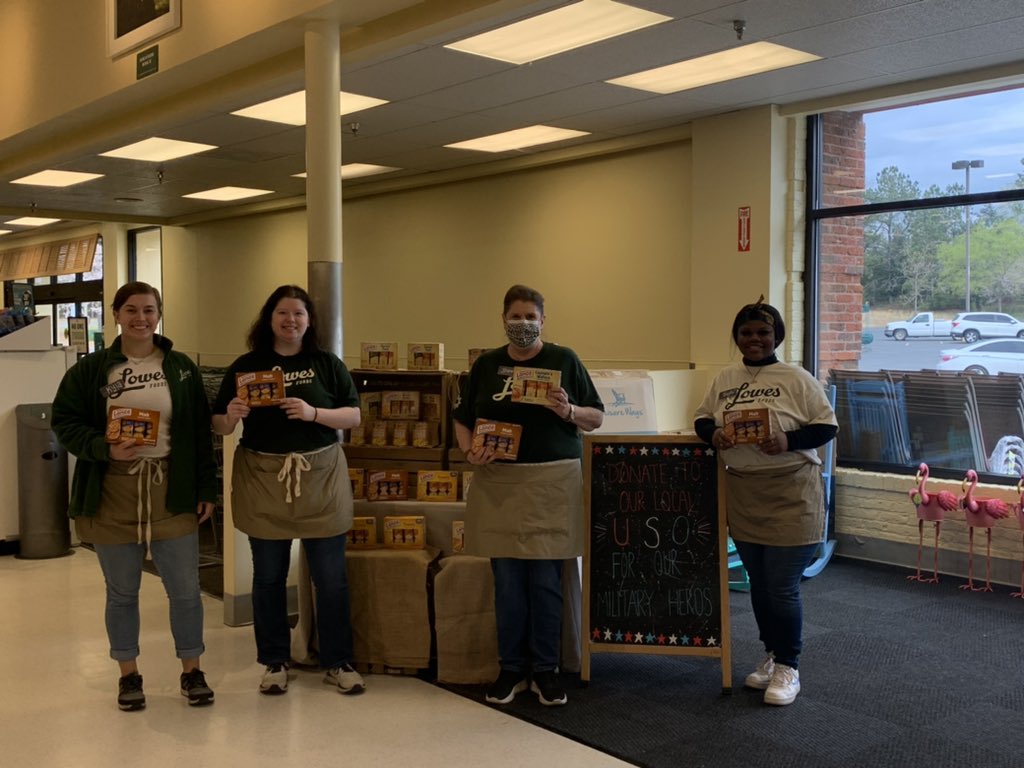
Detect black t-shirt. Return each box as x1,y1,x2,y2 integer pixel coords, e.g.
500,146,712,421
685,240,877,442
453,342,603,463
213,349,359,453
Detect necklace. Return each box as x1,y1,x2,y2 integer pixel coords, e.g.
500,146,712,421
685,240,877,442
126,349,156,365
744,364,764,384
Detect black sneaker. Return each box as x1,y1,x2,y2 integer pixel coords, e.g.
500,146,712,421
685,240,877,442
485,669,528,705
530,670,567,706
180,668,215,706
118,671,146,711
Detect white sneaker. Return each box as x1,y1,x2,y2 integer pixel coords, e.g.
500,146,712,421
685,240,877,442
259,663,289,695
744,654,775,690
764,663,800,706
325,664,366,695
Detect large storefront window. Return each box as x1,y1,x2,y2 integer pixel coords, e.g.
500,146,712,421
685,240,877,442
809,89,1024,481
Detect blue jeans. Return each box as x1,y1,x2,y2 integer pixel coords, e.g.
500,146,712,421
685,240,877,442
491,558,563,674
249,534,353,670
94,532,204,661
732,539,819,670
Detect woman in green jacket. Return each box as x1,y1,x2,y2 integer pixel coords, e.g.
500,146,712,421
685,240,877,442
52,282,218,712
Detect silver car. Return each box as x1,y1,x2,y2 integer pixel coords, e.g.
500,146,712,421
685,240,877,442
949,312,1024,343
937,338,1024,375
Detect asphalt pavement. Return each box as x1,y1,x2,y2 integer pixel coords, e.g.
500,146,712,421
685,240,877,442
858,328,958,372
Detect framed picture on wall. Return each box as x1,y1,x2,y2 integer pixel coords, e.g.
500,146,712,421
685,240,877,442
106,0,181,58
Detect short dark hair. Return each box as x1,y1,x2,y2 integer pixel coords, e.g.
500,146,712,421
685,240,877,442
246,285,321,354
503,284,544,316
111,282,162,314
731,296,786,344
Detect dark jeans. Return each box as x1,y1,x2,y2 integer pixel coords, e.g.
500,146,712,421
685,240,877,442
249,534,353,670
732,539,819,670
491,557,563,674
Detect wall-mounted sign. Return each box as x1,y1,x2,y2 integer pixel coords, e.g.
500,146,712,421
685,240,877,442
738,206,751,252
68,317,89,355
0,234,99,282
136,46,159,79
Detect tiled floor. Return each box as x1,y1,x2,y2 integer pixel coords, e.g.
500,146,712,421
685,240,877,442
1,547,630,768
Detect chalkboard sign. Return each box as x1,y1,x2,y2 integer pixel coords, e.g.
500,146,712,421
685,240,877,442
582,434,731,692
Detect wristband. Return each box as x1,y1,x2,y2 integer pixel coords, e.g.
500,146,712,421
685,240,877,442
564,403,575,423
312,407,318,423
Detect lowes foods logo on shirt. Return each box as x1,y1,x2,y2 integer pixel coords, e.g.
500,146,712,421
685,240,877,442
720,382,781,410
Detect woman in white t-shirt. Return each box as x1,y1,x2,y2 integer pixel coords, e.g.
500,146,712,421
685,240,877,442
694,298,837,707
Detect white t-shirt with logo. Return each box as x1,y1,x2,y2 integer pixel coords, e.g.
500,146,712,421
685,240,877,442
694,360,836,470
106,351,172,458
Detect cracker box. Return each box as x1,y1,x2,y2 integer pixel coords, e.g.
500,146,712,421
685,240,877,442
420,393,442,422
370,421,390,447
511,366,561,405
367,470,409,501
452,520,465,554
383,515,426,549
347,517,377,549
407,342,444,371
723,408,771,444
348,468,365,499
467,348,488,368
461,471,473,500
472,419,522,461
411,420,439,448
359,391,382,420
236,370,286,407
348,423,368,446
381,390,420,420
106,407,160,446
417,470,459,502
391,421,410,447
360,342,398,370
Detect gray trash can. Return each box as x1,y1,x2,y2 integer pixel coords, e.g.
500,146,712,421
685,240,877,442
16,403,71,559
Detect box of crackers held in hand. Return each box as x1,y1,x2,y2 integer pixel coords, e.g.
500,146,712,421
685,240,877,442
722,408,771,444
360,342,398,370
106,407,160,446
471,419,522,461
348,468,365,499
383,515,426,549
416,470,459,502
511,366,561,405
407,342,444,371
367,470,409,501
347,517,378,549
236,370,286,407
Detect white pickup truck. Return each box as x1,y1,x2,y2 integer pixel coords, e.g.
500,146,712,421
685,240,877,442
883,312,953,341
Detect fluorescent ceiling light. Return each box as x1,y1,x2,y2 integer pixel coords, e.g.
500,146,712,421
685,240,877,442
182,186,274,201
446,125,590,152
11,170,103,187
101,137,217,162
607,41,821,94
231,90,388,126
0,229,11,236
7,217,61,226
293,164,401,180
444,0,671,64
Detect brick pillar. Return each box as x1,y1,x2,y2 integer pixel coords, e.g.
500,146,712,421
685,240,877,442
817,111,866,380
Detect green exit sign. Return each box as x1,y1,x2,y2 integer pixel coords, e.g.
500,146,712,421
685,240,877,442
136,46,159,80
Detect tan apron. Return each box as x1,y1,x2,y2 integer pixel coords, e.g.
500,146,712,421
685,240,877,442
724,460,824,546
465,458,583,558
76,458,196,549
231,443,353,539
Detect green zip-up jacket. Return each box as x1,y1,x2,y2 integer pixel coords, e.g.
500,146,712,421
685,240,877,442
51,334,218,518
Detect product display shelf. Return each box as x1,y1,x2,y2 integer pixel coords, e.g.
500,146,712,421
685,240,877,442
0,316,53,351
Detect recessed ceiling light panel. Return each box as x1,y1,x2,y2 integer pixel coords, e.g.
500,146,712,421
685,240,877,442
607,41,821,94
11,170,103,187
232,90,388,126
7,217,61,226
182,186,274,201
446,125,590,152
445,0,671,64
293,164,401,180
101,137,217,162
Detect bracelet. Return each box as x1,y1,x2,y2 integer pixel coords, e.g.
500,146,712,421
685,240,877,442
312,407,318,423
564,403,575,423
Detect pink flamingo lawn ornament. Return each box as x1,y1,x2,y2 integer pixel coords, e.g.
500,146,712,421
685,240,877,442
907,463,958,583
959,469,1011,592
1012,476,1024,599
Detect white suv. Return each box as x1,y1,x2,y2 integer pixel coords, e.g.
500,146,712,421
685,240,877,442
950,312,1024,343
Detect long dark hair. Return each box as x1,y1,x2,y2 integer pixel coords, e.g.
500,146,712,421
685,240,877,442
246,285,321,354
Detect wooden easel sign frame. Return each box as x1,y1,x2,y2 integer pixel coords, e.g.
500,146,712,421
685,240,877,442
582,434,731,694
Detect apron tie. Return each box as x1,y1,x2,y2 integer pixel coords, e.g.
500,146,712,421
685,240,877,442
128,457,165,559
277,452,312,503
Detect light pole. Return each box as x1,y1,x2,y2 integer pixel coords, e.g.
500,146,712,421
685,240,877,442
952,159,983,312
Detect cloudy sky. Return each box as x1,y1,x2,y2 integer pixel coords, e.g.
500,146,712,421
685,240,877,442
864,88,1024,195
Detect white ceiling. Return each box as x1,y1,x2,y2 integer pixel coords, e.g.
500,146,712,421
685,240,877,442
2,0,1024,234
